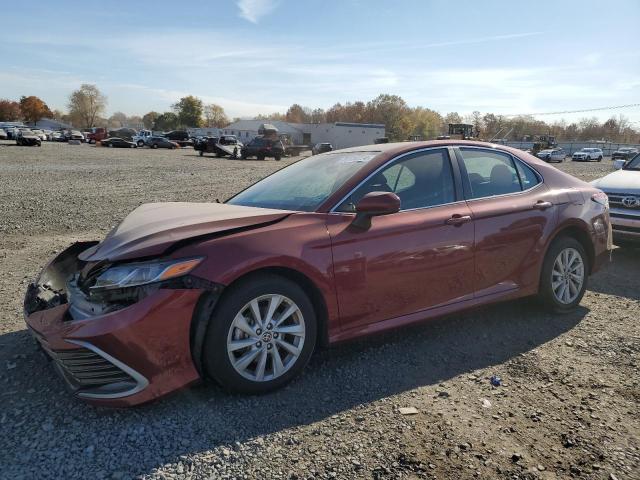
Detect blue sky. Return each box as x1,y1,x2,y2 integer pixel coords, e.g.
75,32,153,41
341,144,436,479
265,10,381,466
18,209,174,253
0,0,638,124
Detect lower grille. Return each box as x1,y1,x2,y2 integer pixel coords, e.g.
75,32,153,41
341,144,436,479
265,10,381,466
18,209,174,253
613,224,640,234
31,331,148,398
50,348,134,387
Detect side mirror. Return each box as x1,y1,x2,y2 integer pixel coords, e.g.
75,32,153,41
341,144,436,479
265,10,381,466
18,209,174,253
351,191,400,230
613,159,626,170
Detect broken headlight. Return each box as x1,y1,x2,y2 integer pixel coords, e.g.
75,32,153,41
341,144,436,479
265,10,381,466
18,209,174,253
90,257,204,294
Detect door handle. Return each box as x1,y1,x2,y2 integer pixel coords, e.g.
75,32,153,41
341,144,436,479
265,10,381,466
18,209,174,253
445,214,472,226
533,200,553,210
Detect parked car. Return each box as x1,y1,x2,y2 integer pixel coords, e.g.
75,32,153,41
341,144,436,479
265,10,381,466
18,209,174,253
0,128,7,140
591,153,640,246
312,143,333,155
86,127,108,144
51,131,65,142
69,130,85,142
100,137,137,148
161,130,193,147
24,141,611,406
133,129,153,147
536,148,565,163
572,148,603,162
611,147,638,162
30,129,47,141
16,129,42,146
146,136,179,149
241,136,284,160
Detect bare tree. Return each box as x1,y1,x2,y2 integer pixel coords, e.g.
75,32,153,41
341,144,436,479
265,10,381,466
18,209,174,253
203,103,229,128
67,84,107,128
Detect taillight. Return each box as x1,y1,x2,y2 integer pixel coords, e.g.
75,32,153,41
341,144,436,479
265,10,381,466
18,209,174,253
591,192,609,209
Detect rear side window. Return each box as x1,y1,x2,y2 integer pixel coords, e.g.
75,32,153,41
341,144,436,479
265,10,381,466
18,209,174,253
514,159,540,190
459,148,539,199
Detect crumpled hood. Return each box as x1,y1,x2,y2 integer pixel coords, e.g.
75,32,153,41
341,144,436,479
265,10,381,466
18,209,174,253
591,169,640,192
79,202,293,262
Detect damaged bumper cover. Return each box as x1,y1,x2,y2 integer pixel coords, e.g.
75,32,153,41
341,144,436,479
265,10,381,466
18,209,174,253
24,242,222,407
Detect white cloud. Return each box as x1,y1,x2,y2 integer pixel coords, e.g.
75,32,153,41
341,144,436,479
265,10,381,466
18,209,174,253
237,0,280,23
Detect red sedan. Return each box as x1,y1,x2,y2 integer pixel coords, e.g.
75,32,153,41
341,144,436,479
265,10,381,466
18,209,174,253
24,141,611,406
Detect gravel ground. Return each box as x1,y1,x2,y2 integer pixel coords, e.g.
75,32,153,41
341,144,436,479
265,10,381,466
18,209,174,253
0,141,638,480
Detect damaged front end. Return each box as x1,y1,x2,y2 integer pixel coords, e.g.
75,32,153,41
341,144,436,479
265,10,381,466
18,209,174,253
24,241,99,316
24,242,222,405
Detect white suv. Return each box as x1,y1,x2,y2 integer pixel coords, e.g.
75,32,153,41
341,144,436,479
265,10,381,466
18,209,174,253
591,153,640,246
572,148,603,162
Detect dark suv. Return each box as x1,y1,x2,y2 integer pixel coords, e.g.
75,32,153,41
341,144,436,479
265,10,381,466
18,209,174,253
241,136,285,160
147,136,179,149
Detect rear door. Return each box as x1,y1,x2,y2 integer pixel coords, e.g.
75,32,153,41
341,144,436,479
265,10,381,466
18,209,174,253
455,147,557,298
327,147,475,330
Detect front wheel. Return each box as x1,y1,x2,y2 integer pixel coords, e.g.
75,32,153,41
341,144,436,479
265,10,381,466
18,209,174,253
203,274,317,394
274,155,281,161
199,150,204,157
152,144,158,149
137,140,145,147
597,156,602,162
538,236,588,313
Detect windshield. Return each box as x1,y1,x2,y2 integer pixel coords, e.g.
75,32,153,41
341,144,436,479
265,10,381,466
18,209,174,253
227,151,378,211
623,153,640,170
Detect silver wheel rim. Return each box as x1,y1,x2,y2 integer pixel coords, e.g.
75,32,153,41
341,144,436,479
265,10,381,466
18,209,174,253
227,294,305,382
551,247,585,304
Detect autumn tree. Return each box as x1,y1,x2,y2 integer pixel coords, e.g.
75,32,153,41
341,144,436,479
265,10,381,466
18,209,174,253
366,94,414,141
142,111,160,129
0,99,22,121
19,96,52,124
285,104,310,123
410,107,443,140
153,112,179,131
68,84,107,128
172,96,203,127
203,103,229,128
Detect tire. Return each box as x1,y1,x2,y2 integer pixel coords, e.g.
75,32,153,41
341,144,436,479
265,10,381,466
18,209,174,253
597,156,602,162
274,155,281,161
257,154,265,161
108,143,113,148
203,274,317,394
241,154,248,160
137,140,145,147
199,150,204,157
538,236,589,313
152,144,158,149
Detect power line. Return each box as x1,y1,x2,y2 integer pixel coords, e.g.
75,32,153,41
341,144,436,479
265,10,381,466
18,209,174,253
502,103,640,117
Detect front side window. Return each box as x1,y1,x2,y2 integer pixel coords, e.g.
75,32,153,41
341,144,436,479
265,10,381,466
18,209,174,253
336,149,455,212
459,148,540,199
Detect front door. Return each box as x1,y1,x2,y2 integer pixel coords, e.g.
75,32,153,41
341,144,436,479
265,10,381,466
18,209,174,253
327,148,475,331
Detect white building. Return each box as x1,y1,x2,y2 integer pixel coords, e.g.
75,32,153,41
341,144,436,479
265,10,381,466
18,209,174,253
221,120,386,149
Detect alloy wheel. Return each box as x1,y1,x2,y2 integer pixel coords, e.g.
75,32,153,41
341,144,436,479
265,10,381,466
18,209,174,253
226,294,306,382
551,247,585,304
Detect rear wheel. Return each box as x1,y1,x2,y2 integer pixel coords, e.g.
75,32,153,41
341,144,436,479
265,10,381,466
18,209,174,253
539,236,588,313
203,274,317,394
152,144,158,149
274,155,281,161
199,150,204,157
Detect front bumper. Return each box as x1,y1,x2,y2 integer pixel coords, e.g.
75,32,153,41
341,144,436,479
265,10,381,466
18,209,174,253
24,244,206,407
610,215,640,243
